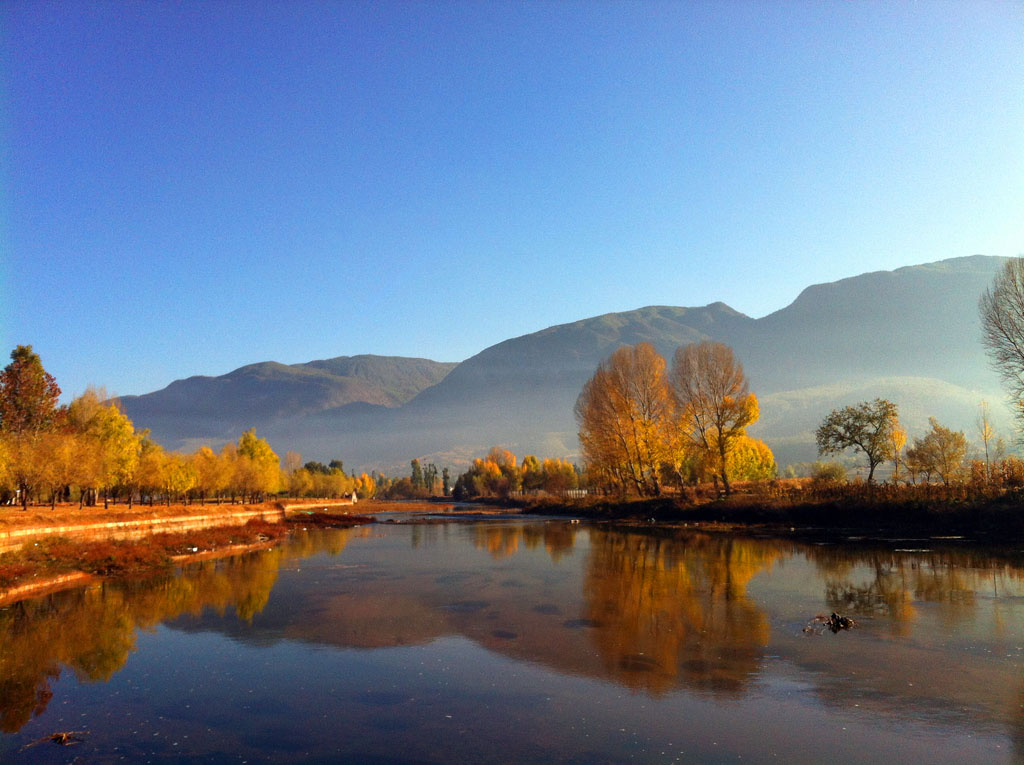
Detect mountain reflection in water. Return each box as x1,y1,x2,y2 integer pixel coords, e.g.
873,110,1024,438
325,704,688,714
2,520,1024,761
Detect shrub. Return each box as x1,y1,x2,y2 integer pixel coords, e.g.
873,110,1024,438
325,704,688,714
811,461,847,482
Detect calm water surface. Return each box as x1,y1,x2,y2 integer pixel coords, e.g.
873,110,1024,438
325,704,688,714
2,519,1024,762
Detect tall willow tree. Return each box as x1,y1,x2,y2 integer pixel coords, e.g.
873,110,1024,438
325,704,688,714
575,342,674,496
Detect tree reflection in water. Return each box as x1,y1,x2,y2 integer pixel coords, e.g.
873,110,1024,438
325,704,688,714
0,527,360,733
5,520,1024,752
584,529,780,695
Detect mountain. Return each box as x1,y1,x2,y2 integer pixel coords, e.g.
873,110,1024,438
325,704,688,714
118,355,456,451
123,256,1013,471
746,255,1002,392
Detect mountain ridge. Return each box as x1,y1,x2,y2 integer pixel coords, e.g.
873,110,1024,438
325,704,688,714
118,255,1012,472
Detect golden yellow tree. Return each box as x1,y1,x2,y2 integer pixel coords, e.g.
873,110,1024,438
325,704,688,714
354,472,376,499
67,389,139,507
0,438,10,497
671,341,759,494
135,438,166,505
235,429,280,502
161,452,197,506
575,342,674,496
289,467,314,497
726,435,776,482
192,445,229,504
541,457,578,493
45,431,93,508
888,411,908,483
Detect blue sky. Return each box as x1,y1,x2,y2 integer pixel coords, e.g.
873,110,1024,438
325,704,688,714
3,1,1022,400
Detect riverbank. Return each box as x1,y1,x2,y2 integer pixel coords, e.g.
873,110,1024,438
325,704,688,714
517,490,1024,541
0,499,384,601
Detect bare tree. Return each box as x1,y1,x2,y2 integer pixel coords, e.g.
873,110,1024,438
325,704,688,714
980,258,1024,431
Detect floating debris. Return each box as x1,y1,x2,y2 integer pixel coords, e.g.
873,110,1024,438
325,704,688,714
21,730,89,750
803,612,856,635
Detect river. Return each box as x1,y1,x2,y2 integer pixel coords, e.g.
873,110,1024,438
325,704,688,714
2,517,1023,762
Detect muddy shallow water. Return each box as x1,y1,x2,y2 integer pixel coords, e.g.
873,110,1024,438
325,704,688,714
2,519,1024,762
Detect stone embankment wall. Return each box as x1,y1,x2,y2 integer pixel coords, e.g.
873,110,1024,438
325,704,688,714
0,505,286,555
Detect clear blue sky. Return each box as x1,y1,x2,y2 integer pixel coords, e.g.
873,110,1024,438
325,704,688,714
3,1,1022,400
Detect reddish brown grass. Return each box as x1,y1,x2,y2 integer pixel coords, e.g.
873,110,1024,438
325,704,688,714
0,519,290,590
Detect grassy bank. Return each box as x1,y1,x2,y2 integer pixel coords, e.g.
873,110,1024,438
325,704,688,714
0,519,287,590
0,504,378,598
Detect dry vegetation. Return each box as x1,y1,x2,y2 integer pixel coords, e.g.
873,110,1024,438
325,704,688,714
521,477,1024,538
0,518,288,590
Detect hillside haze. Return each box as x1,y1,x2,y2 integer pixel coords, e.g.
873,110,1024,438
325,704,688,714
118,355,457,452
121,256,1011,471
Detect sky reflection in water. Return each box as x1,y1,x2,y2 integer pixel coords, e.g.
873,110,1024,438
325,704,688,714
2,520,1023,762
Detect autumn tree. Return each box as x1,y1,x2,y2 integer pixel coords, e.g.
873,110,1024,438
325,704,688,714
135,438,167,505
670,341,759,494
235,429,280,502
0,345,62,437
0,346,63,508
67,389,139,507
727,436,777,482
981,257,1024,431
0,439,10,499
575,343,674,496
161,452,198,505
45,431,91,508
977,401,995,482
815,399,898,484
541,457,579,493
905,418,968,486
521,455,543,492
354,472,376,499
4,437,53,511
193,445,230,504
887,411,907,484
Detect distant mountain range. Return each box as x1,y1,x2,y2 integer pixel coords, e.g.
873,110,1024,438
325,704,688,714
118,355,457,453
119,255,1013,472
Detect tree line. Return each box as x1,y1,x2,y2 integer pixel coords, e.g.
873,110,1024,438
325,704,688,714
0,345,376,509
813,397,1018,489
452,447,580,499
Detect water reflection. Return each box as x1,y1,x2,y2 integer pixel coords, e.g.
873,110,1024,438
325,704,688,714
585,531,779,695
3,520,1024,758
806,545,1024,636
0,528,360,732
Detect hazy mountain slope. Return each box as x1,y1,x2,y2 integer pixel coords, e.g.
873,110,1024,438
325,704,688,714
123,255,1013,471
300,356,458,404
118,355,456,446
746,255,1002,392
410,304,755,407
751,376,1009,467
